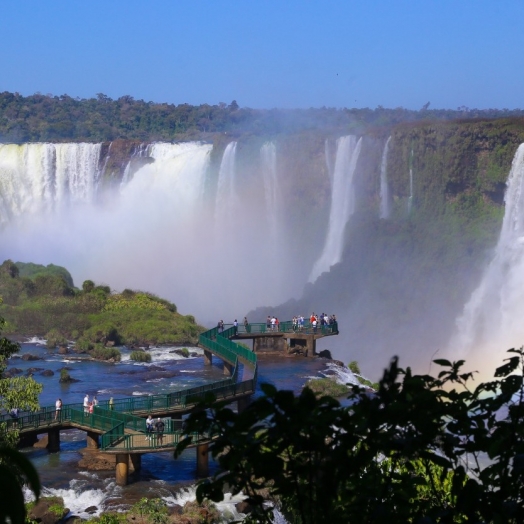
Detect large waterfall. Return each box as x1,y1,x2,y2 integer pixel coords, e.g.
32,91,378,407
451,143,524,370
215,141,238,232
0,143,102,225
379,137,391,219
0,140,316,323
261,142,279,248
308,135,362,283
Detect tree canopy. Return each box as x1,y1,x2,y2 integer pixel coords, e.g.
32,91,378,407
178,349,524,523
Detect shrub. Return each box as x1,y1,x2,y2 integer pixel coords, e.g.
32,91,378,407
88,346,121,361
45,329,67,349
179,347,189,358
130,351,152,363
130,498,168,524
304,377,350,398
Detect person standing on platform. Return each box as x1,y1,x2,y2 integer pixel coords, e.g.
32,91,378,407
244,317,250,333
109,397,114,411
84,394,89,414
146,415,154,440
55,398,62,421
233,319,238,335
155,417,165,446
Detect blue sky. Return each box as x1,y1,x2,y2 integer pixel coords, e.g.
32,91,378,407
2,0,523,110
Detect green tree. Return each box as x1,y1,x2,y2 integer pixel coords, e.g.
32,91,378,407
178,349,524,523
0,306,41,524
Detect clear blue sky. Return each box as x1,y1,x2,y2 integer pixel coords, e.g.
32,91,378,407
1,0,523,110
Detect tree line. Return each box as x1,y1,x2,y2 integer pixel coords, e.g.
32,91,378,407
2,91,524,143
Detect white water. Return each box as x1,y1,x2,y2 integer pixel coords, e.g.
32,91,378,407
261,141,280,250
309,135,362,283
379,137,391,219
408,149,414,215
215,141,238,233
0,143,102,226
451,143,524,372
0,139,313,323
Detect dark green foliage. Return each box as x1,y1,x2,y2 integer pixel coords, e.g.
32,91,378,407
15,262,74,288
88,346,121,361
4,91,524,143
304,377,350,398
130,351,152,363
59,369,71,382
178,348,524,523
0,261,203,346
44,329,67,349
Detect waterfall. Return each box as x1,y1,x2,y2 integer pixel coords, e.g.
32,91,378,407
452,143,524,363
379,137,391,219
215,142,238,231
408,149,414,215
308,135,362,283
261,142,279,245
0,143,102,225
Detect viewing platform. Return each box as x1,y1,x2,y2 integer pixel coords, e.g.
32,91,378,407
4,319,338,485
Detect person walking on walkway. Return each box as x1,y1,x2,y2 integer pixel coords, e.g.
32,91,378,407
83,394,89,414
109,397,114,411
233,319,238,335
244,317,250,333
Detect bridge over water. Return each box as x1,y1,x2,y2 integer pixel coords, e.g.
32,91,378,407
3,320,338,485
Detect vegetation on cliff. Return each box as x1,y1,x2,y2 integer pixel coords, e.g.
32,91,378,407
0,260,203,347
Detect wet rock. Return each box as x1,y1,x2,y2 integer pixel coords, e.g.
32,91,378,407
235,501,254,515
22,353,42,361
84,506,98,514
318,349,333,359
27,367,45,374
28,496,68,524
41,369,55,376
58,346,69,355
3,367,23,377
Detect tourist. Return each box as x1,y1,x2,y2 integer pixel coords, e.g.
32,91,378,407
271,316,276,331
155,417,165,446
266,316,271,332
312,318,318,334
88,402,94,415
55,398,62,421
109,397,114,411
146,414,154,440
275,318,280,332
92,396,98,407
217,320,224,333
83,394,89,414
233,319,238,335
244,316,250,333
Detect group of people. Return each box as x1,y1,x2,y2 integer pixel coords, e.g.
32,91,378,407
146,414,165,445
266,316,281,331
303,312,338,333
83,394,99,416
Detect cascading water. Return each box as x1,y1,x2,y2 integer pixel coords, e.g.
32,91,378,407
0,143,102,225
379,136,391,219
215,142,238,232
261,142,279,246
451,143,524,368
408,149,414,215
308,135,362,283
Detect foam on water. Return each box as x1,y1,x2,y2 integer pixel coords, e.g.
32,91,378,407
321,362,361,386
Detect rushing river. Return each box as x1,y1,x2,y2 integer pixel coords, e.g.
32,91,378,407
10,341,336,518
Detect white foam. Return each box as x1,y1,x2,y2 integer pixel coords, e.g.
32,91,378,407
320,363,362,386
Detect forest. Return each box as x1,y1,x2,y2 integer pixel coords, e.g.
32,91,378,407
2,91,524,143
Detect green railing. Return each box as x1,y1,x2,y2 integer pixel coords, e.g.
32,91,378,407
6,318,335,450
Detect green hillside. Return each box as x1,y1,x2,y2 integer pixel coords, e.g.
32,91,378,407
0,260,203,349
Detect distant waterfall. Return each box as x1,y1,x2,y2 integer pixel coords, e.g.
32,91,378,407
408,149,414,215
0,143,102,225
261,142,279,245
215,142,238,230
379,137,391,219
308,135,362,283
452,143,524,359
